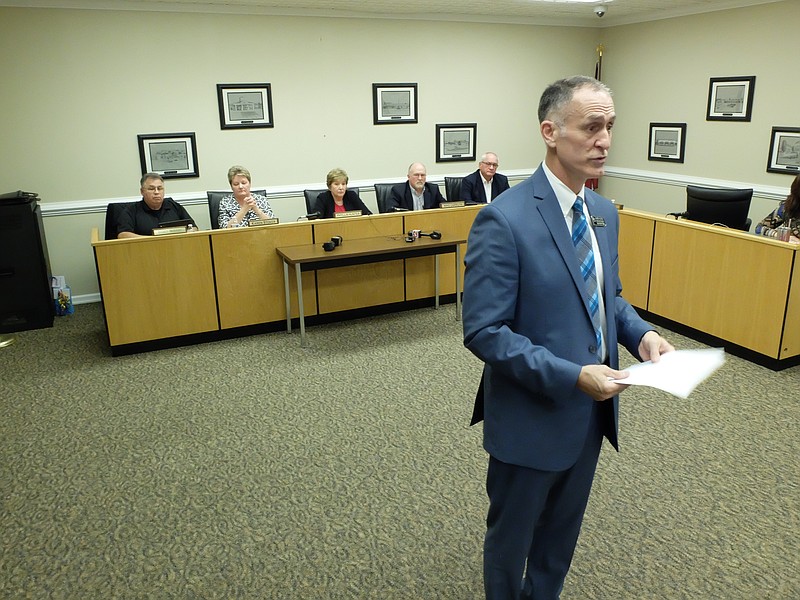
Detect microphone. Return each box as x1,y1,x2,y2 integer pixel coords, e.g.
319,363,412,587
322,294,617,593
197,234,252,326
301,211,321,221
391,207,409,212
666,211,686,219
418,230,443,240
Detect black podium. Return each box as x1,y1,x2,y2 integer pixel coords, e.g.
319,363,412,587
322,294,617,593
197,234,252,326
0,191,54,332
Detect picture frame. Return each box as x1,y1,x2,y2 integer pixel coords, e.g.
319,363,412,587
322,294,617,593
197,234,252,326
706,76,756,122
435,123,477,162
372,83,418,124
216,83,273,129
766,127,800,174
648,122,687,163
137,132,199,179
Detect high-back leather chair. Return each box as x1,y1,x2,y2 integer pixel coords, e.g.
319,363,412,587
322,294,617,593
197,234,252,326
373,183,396,214
207,189,266,229
303,187,360,214
444,177,464,202
104,202,136,240
684,185,753,231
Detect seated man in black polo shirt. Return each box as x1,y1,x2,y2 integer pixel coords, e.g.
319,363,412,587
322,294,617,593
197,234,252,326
115,173,196,238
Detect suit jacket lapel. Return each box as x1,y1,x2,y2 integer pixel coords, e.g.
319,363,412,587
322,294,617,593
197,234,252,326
490,178,500,200
402,185,413,210
533,176,587,307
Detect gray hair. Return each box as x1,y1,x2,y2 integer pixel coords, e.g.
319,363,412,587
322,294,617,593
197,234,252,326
140,172,164,188
537,76,612,126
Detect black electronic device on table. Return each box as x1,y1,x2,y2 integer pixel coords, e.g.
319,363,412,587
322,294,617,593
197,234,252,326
155,218,194,230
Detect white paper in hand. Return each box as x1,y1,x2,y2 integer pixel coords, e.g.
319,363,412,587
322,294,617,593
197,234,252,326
613,348,725,399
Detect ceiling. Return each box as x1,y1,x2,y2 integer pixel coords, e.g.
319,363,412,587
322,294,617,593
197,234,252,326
0,0,781,27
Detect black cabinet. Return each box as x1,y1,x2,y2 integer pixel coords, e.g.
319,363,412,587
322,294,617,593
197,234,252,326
0,191,54,332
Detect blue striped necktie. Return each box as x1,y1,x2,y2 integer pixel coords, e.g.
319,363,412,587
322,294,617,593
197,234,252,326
571,196,603,359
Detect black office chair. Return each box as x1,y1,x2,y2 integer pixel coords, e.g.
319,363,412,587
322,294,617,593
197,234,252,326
104,201,136,240
373,183,397,214
207,189,266,229
444,176,464,202
680,185,753,232
303,187,360,214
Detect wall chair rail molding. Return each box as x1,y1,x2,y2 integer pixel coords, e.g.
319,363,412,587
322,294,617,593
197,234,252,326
603,166,788,202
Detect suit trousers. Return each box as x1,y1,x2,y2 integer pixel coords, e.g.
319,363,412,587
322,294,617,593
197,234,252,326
483,401,605,600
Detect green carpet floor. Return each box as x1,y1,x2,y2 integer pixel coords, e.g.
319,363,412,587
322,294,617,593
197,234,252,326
1,303,797,598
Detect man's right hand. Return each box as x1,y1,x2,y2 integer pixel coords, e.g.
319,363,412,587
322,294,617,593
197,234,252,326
577,364,629,401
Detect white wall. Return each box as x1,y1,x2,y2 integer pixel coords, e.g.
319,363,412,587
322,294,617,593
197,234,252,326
0,7,597,297
1,3,798,299
598,1,799,215
0,8,595,200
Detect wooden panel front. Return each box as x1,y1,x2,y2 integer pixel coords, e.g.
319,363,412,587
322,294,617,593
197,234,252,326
403,205,481,299
94,233,218,346
648,220,793,358
780,252,800,359
313,214,406,313
618,210,655,309
312,212,404,242
211,223,316,329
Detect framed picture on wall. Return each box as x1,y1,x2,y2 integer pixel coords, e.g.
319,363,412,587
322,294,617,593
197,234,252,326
766,127,800,174
435,123,477,162
648,122,687,163
372,83,418,124
137,132,199,179
706,76,755,122
217,83,273,129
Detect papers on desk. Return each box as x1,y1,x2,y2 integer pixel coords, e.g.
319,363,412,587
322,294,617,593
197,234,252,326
613,348,725,399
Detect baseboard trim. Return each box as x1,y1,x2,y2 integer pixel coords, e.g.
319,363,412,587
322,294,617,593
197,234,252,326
635,309,800,371
107,295,458,356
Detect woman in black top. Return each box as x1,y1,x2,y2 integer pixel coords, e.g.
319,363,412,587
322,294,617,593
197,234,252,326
314,168,372,218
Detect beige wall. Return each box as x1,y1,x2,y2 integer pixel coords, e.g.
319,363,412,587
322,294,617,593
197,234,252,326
0,8,595,200
598,1,799,216
1,2,798,298
0,7,597,297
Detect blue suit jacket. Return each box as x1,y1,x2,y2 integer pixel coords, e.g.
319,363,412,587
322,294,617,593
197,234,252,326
462,166,652,471
388,182,444,211
460,169,510,203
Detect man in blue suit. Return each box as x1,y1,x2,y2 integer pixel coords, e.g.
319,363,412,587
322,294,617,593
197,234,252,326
388,162,444,211
462,76,674,599
460,152,510,203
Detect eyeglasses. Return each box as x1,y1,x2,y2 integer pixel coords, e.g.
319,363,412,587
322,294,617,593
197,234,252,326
481,162,499,168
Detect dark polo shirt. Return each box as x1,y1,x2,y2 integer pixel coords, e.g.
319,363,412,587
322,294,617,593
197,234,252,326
115,198,194,237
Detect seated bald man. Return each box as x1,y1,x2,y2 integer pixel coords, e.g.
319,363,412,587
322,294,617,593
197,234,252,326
388,162,444,211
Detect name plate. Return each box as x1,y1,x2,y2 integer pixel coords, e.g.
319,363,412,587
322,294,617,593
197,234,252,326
249,217,279,227
152,226,188,236
439,200,465,208
334,210,363,218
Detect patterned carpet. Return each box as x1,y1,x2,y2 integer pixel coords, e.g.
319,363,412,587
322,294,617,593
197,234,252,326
1,303,798,599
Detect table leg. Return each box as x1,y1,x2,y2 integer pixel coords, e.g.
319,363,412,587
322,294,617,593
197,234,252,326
455,244,462,321
283,260,292,333
295,263,307,347
434,254,440,309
